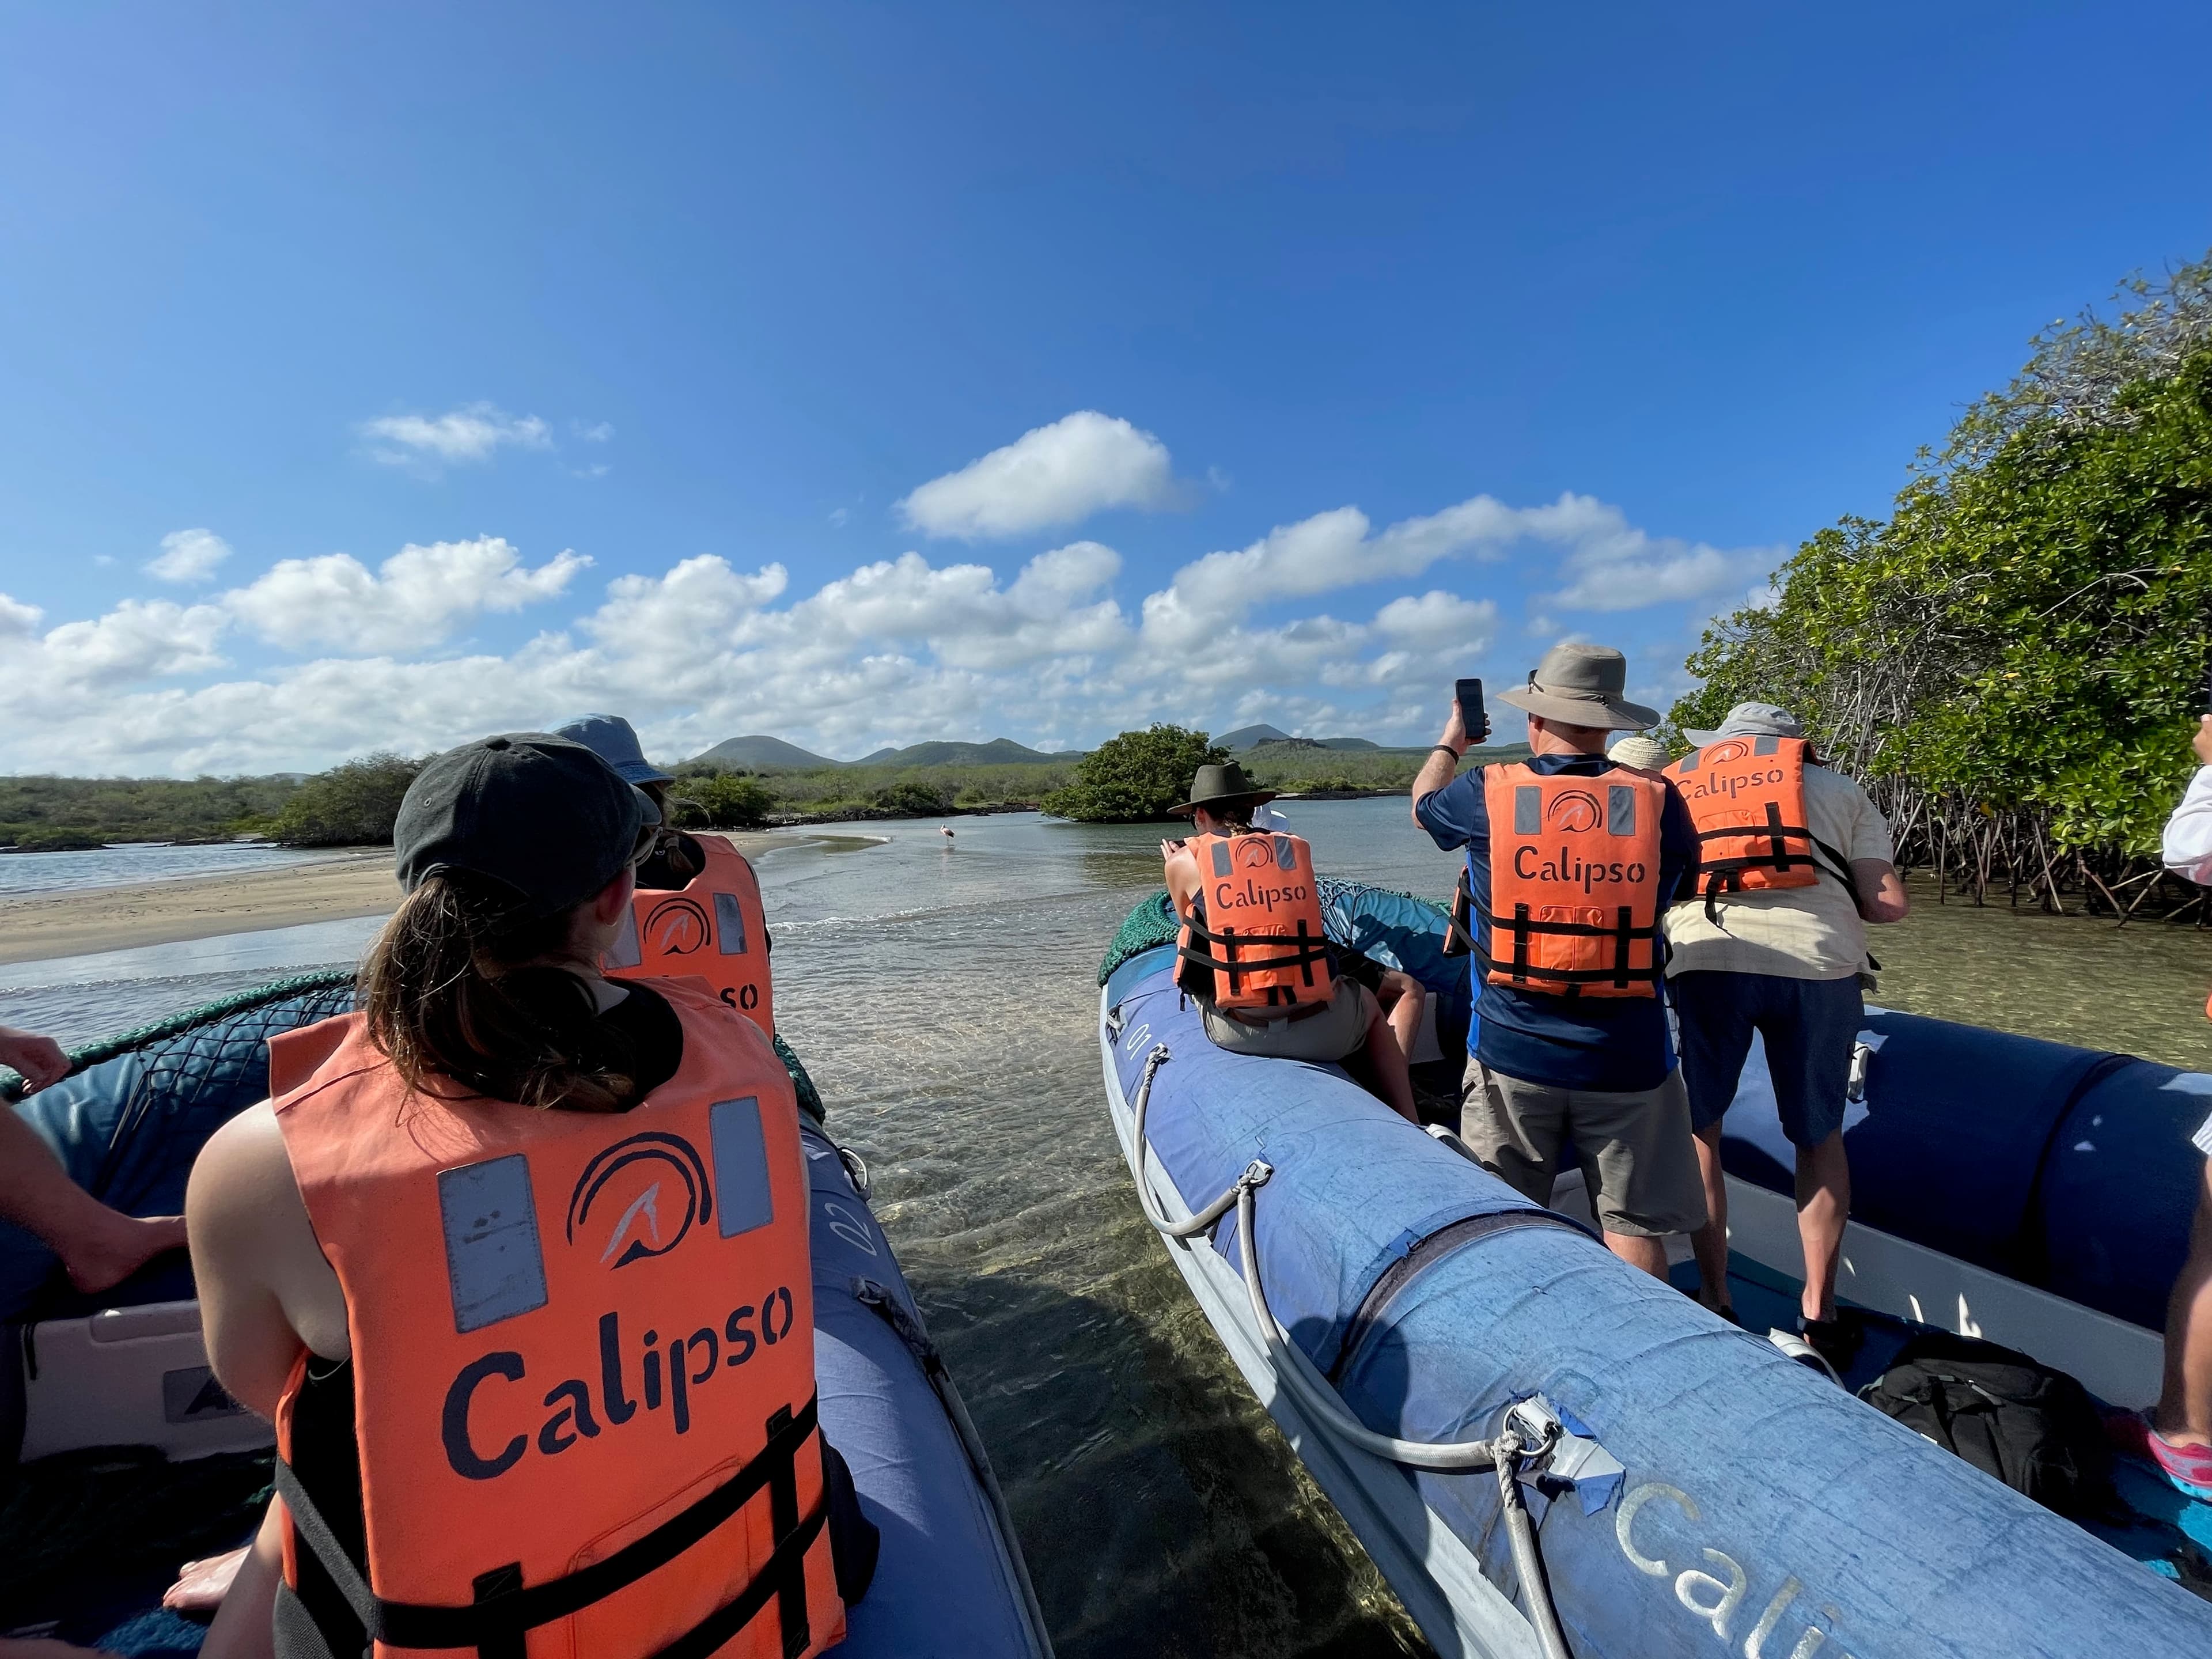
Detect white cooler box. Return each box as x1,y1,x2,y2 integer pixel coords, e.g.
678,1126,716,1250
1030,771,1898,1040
15,1299,272,1461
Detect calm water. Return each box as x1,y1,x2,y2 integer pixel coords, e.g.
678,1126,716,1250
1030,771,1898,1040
0,842,330,897
2,804,2209,1657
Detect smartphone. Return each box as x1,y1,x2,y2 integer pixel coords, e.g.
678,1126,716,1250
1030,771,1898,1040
1455,677,1488,745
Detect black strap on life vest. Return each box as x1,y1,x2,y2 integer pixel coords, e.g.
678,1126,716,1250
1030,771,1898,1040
1175,904,1334,1006
1468,892,1661,995
1694,811,1862,922
275,1396,825,1658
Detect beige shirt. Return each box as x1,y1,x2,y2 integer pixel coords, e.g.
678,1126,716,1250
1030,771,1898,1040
1662,761,1893,982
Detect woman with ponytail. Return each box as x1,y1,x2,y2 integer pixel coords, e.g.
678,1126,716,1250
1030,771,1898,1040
188,733,865,1659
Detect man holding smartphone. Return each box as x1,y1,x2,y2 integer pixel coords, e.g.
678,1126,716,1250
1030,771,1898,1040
1410,643,1706,1278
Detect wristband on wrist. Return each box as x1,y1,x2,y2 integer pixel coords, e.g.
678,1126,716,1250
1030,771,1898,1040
1429,743,1465,759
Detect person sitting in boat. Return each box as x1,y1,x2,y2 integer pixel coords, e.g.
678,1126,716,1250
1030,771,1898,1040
1412,643,1706,1278
1162,763,1418,1122
552,712,776,1037
2109,711,2212,1499
184,732,868,1658
1657,702,1909,1365
1,1024,188,1306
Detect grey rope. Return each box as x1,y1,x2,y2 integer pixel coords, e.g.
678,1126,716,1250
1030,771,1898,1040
1124,1040,1577,1651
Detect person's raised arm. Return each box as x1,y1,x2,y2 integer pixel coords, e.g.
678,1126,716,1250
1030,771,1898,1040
1410,701,1469,829
1853,859,1910,923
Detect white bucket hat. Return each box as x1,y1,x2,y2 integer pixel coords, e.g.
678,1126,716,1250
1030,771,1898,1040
1683,701,1804,748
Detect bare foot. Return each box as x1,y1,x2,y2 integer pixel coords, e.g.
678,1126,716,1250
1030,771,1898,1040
164,1544,250,1611
63,1213,189,1294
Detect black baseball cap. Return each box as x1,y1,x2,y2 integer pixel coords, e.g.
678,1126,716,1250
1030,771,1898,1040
394,733,661,918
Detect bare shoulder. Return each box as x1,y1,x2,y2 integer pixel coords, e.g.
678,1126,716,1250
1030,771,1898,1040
187,1103,298,1246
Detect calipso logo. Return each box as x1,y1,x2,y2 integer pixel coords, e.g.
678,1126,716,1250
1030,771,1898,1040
643,895,713,956
566,1132,714,1268
1545,789,1603,834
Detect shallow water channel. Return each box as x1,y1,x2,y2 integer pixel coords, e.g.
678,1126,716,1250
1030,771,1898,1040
2,797,2209,1656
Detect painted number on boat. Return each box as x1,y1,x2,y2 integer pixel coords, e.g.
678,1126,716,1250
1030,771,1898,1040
820,1199,878,1257
1616,1482,1860,1659
1120,1022,1152,1056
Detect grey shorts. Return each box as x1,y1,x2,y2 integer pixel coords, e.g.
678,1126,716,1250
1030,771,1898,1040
1202,980,1376,1064
1460,1057,1707,1238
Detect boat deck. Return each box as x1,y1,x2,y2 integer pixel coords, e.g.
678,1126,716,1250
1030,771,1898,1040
1680,1249,2212,1601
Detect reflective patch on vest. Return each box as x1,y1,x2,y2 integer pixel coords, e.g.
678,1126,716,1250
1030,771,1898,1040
1514,785,1541,835
1676,748,1702,773
605,906,643,970
1274,835,1296,871
440,1154,550,1334
709,1097,774,1238
1210,840,1232,878
1753,734,1780,756
713,890,750,955
1608,785,1637,837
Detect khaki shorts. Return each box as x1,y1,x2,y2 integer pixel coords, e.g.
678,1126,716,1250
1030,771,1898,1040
1460,1058,1707,1238
1202,980,1376,1064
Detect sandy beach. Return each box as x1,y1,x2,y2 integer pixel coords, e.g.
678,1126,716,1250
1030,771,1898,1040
0,834,793,965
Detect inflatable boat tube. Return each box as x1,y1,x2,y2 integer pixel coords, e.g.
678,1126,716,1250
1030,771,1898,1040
1103,941,2212,1658
1,975,1051,1658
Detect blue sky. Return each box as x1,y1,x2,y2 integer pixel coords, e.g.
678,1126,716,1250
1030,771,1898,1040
2,2,2208,773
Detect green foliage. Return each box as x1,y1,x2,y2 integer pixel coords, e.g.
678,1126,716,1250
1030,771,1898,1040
872,779,952,816
1041,725,1229,823
0,773,300,850
690,771,777,830
1239,741,1533,794
270,753,425,846
1673,251,2212,870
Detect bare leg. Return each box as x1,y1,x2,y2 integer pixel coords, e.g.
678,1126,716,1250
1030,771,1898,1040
1606,1232,1669,1278
1378,971,1423,1059
1795,1130,1850,1323
199,1497,283,1659
0,1109,188,1293
1359,995,1418,1123
2153,1161,2212,1447
1688,1121,1732,1312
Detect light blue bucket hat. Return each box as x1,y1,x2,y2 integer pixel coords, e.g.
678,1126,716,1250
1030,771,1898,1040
548,713,675,786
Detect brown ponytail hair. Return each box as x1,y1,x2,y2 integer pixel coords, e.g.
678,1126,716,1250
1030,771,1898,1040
360,873,637,1112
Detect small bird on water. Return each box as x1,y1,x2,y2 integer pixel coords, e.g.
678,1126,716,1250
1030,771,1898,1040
939,825,955,840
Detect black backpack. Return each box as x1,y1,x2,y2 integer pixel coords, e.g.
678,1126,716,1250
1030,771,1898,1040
1858,1331,2113,1516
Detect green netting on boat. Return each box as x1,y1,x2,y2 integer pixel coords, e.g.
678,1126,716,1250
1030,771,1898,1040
1099,889,1178,985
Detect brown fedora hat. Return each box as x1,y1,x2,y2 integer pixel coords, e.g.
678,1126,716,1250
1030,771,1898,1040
1171,762,1278,816
1494,642,1660,732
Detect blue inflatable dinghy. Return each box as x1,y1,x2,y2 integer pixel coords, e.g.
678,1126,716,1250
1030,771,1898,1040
1,972,1052,1659
1099,884,2212,1659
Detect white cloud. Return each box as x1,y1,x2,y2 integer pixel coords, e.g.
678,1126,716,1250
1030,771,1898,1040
147,528,232,584
224,537,591,653
898,411,1177,540
0,490,1751,775
574,421,615,443
1531,495,1781,612
360,403,554,468
0,593,43,639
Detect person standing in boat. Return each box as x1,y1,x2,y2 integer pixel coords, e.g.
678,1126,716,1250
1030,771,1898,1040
552,713,777,1038
184,732,866,1659
1162,763,1419,1122
1659,703,1908,1364
2112,710,2212,1499
1411,643,1707,1278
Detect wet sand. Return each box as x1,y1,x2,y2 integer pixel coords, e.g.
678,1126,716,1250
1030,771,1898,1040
0,834,790,965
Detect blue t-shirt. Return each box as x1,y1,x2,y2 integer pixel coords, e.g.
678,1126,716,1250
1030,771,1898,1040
1415,752,1700,1092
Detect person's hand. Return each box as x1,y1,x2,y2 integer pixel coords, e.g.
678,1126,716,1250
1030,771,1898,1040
1159,837,1187,859
1438,700,1469,756
2194,714,2212,767
164,1544,251,1611
0,1027,69,1093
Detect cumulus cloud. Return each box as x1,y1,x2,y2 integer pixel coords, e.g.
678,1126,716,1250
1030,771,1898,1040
898,411,1177,539
224,538,592,653
360,403,555,468
0,489,1747,775
146,528,232,584
1531,495,1781,612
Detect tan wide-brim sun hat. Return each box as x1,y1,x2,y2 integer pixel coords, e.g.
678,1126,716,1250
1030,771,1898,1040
1495,642,1660,732
1171,762,1279,816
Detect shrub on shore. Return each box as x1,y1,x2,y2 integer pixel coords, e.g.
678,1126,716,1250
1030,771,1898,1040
1040,726,1228,823
270,753,425,846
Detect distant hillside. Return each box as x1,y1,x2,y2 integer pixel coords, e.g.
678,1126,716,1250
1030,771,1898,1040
853,737,1079,767
1219,724,1380,752
690,735,839,771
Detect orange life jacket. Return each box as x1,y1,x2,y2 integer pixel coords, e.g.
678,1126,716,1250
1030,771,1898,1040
1476,763,1665,998
606,834,774,1036
266,981,841,1659
1171,831,1336,1012
1665,736,1855,911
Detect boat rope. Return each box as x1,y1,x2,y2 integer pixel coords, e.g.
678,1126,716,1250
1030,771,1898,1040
849,1277,1056,1659
1123,1039,1578,1652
